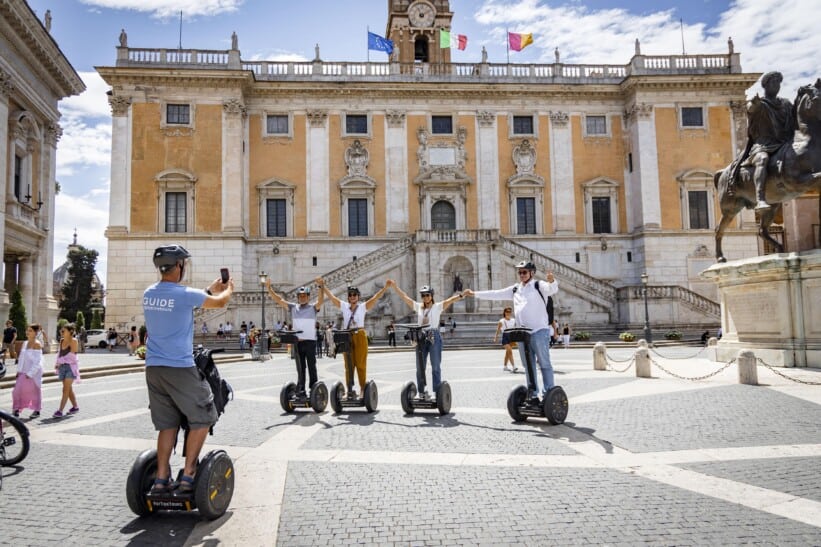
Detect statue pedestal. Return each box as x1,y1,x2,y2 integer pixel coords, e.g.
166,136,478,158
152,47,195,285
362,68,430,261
700,250,821,367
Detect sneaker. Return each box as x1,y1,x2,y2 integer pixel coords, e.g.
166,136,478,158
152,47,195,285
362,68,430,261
503,365,510,371
68,407,79,414
30,411,40,418
421,392,431,401
347,390,358,400
512,366,519,373
296,390,307,399
53,410,63,418
12,410,19,417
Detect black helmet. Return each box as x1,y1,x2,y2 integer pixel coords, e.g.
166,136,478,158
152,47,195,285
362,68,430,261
297,286,311,295
347,286,360,296
153,245,191,273
419,285,434,296
515,260,536,272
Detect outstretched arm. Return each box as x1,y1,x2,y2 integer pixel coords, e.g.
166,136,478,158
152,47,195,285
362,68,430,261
265,279,290,310
387,279,415,310
365,280,391,311
317,277,341,308
441,292,464,311
313,277,325,311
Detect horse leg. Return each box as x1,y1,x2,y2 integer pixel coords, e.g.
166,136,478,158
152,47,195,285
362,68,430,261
758,204,784,253
715,209,739,263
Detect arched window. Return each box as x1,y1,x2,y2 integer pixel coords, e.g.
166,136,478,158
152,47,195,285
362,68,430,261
431,200,456,230
414,37,429,62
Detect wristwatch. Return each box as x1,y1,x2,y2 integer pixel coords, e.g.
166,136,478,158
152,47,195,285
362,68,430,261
205,289,213,295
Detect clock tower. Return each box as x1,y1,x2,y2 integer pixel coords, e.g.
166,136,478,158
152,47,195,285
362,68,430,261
387,0,453,64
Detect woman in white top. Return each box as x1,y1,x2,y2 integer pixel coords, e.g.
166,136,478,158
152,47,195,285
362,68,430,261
493,307,518,372
389,282,463,399
12,323,44,418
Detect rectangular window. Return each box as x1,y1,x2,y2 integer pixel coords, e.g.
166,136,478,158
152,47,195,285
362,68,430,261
345,114,368,134
165,192,187,233
13,154,22,201
516,197,537,235
681,107,704,127
266,114,289,135
166,104,190,125
431,115,453,134
592,197,611,233
348,198,368,236
512,115,534,135
586,115,607,135
266,199,287,237
688,190,710,229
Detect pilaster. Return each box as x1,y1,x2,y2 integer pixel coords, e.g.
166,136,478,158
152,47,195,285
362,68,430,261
476,111,500,230
107,93,131,235
549,111,575,233
625,103,661,231
0,71,11,307
306,110,329,234
222,98,246,234
385,110,408,233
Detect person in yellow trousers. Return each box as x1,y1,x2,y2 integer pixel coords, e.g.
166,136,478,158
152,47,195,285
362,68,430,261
318,277,390,398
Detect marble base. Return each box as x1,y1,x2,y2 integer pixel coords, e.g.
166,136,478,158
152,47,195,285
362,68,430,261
701,250,821,368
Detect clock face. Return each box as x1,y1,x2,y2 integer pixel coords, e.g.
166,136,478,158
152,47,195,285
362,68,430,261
408,1,435,27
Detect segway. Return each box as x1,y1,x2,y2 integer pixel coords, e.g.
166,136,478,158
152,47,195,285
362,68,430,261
278,330,328,413
397,324,451,416
504,327,568,425
126,347,235,520
329,329,378,413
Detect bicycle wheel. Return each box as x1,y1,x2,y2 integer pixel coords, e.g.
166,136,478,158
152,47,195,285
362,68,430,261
0,411,30,466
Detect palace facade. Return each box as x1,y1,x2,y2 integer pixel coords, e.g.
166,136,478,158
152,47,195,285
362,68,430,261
1,0,85,343
98,0,763,334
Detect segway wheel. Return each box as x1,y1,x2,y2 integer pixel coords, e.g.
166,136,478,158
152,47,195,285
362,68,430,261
400,381,417,415
310,382,329,413
194,450,235,520
279,382,297,413
436,381,452,416
507,385,528,422
126,448,158,517
544,386,569,425
330,381,344,414
364,380,378,413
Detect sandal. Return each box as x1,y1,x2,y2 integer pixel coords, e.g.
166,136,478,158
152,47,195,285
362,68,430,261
150,477,173,494
175,475,195,493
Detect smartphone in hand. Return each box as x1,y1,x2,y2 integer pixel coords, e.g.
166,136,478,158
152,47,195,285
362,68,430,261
220,268,230,284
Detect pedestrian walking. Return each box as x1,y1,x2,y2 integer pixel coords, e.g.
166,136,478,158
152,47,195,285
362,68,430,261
12,323,44,418
128,325,139,355
53,323,81,417
562,323,571,349
493,307,518,372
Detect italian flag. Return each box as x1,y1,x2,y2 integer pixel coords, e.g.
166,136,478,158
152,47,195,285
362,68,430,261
440,29,467,50
508,32,534,52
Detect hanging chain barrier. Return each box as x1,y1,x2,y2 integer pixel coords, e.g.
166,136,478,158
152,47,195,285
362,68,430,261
756,358,821,385
605,354,635,373
604,351,634,363
649,356,736,381
649,344,712,360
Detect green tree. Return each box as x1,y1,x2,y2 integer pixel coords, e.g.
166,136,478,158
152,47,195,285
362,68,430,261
8,287,27,335
91,308,102,329
59,245,100,325
75,310,85,330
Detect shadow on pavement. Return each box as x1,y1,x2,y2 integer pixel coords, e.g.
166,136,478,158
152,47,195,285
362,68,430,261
122,510,232,546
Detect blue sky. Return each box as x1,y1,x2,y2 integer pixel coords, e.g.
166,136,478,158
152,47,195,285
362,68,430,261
26,0,821,286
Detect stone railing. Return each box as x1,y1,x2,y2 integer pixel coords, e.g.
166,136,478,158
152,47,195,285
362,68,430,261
415,229,498,243
498,237,617,305
619,285,720,318
281,235,416,300
6,200,41,231
115,46,741,83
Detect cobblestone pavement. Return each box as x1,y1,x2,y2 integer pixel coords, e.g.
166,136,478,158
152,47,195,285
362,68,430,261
1,347,820,546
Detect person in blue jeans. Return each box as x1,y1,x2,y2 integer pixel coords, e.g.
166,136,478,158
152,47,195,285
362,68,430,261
388,280,463,399
464,261,558,400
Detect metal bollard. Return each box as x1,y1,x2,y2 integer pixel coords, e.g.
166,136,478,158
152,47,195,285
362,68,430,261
635,348,651,378
593,342,607,371
737,349,758,385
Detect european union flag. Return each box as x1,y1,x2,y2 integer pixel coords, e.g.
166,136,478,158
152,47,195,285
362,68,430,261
367,31,394,55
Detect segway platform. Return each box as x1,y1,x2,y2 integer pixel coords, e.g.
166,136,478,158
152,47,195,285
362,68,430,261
504,327,568,425
278,330,328,413
396,323,453,416
329,329,378,413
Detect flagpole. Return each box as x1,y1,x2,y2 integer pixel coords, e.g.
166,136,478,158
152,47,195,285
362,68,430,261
367,25,370,62
506,27,510,64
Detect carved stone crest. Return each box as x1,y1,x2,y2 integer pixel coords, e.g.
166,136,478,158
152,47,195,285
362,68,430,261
345,140,369,177
513,139,536,175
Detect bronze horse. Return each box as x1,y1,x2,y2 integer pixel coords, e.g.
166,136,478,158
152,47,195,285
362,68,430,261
714,78,821,262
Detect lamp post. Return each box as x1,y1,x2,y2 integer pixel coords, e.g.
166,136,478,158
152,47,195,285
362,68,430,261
641,272,652,344
259,271,268,354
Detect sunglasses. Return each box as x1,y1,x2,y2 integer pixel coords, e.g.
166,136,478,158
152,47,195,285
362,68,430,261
518,270,530,276
347,293,359,297
421,293,432,298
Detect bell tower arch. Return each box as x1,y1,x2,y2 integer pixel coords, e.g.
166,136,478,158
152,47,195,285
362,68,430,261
387,0,453,64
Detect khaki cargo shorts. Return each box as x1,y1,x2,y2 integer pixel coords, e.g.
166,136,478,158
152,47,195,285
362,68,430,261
145,365,217,431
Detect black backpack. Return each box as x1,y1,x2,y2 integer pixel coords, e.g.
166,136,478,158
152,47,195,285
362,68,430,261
194,347,233,433
513,280,554,324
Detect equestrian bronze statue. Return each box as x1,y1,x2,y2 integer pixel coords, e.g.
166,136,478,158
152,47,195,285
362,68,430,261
714,76,821,262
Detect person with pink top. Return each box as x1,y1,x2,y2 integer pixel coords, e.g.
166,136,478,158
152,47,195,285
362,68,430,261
12,323,44,418
53,323,81,417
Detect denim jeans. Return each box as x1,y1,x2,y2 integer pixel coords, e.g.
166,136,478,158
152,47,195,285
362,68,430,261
517,328,554,396
417,329,443,394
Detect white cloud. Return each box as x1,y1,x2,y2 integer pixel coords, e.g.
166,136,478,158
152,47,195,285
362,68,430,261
57,72,112,178
243,50,310,63
53,184,111,287
78,0,243,18
475,0,821,95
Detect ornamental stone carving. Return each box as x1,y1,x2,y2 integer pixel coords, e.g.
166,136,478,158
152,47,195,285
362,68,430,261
45,123,63,146
108,94,131,116
345,139,369,177
0,70,15,98
549,111,569,126
307,110,327,127
624,103,653,123
477,111,495,127
386,110,406,127
223,98,246,116
513,139,536,175
417,127,429,169
456,126,468,169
